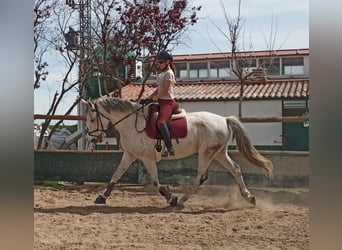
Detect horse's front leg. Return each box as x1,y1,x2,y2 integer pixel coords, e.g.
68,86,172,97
142,159,178,206
95,152,136,204
158,186,178,207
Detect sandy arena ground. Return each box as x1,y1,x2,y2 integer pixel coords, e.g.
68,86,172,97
34,183,309,250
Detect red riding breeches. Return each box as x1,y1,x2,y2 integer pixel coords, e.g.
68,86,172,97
157,99,177,128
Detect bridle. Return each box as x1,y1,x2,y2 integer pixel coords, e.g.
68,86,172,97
87,102,148,141
87,103,110,139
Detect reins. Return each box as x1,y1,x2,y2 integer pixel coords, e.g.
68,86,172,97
112,104,146,128
88,102,148,137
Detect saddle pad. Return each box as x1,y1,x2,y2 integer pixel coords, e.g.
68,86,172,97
145,117,188,140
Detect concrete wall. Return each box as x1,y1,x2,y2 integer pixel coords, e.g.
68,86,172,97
34,150,308,187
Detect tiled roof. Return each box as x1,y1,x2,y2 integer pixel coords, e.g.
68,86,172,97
119,78,309,101
173,48,309,62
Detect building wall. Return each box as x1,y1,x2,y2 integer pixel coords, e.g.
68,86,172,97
178,100,282,147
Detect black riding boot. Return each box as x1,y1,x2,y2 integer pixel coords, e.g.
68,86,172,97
159,122,175,156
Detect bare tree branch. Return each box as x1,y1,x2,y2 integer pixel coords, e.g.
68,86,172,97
210,0,283,117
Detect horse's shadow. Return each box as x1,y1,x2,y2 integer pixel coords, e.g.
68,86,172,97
34,204,253,215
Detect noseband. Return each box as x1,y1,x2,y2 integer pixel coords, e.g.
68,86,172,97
87,103,111,140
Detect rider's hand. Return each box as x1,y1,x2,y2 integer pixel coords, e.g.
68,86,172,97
139,99,153,105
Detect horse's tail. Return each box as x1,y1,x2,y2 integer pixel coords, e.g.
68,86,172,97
226,116,274,179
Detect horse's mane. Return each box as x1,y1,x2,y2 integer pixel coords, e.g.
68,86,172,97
96,97,139,113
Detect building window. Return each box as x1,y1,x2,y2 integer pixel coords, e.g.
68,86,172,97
179,70,188,79
189,69,197,78
258,58,280,75
198,69,208,78
237,58,257,74
209,60,230,78
283,100,308,116
282,57,304,75
174,63,187,79
189,62,208,79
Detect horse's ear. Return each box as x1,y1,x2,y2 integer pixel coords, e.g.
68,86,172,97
81,99,95,110
80,99,88,105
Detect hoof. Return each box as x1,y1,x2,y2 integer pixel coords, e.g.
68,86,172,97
249,196,256,206
170,196,178,207
94,195,106,204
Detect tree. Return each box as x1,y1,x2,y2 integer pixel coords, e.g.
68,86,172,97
34,0,201,149
211,0,279,117
34,1,90,149
34,0,57,89
90,0,201,100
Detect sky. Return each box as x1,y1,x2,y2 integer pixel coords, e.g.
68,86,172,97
173,0,309,54
34,0,309,125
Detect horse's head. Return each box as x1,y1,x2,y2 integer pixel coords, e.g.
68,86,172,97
81,99,111,146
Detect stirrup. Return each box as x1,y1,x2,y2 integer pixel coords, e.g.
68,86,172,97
162,148,175,157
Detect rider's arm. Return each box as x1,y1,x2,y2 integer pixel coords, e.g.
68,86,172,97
152,79,171,101
148,89,158,99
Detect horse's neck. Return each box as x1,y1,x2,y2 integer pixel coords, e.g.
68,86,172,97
108,110,143,136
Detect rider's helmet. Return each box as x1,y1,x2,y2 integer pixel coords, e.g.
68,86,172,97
156,51,173,61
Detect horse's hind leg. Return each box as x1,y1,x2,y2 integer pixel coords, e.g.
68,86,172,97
95,152,136,204
178,154,213,206
215,151,256,205
142,159,178,206
178,173,208,206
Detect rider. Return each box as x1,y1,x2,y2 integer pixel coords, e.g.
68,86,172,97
148,51,178,156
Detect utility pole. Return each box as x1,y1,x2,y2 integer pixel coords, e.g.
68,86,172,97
66,0,92,150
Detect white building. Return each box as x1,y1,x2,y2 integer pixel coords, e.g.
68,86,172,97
120,48,310,151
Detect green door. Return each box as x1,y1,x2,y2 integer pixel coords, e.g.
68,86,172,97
282,122,309,151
